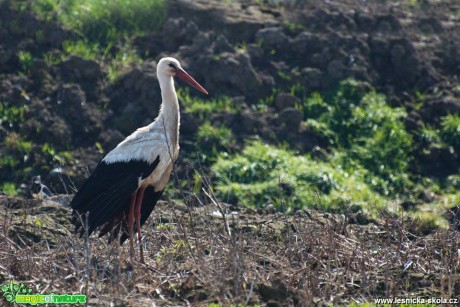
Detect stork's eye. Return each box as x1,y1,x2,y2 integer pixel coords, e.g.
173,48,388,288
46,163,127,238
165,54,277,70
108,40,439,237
168,63,177,70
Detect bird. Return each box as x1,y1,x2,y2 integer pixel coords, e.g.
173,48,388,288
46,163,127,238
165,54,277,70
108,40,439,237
29,175,53,199
70,57,208,263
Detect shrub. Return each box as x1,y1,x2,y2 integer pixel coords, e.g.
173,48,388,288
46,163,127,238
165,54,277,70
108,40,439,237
303,82,413,196
0,182,18,196
212,141,385,213
440,114,460,152
196,122,234,164
347,92,413,195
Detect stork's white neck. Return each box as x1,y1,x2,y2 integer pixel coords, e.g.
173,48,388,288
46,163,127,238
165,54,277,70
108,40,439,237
154,73,180,152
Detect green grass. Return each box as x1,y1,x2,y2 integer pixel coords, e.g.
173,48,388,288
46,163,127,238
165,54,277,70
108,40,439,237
12,0,165,80
209,80,446,215
0,182,19,196
62,40,101,60
301,80,413,196
196,122,235,164
0,101,27,129
178,89,241,119
18,51,33,73
440,114,460,151
4,133,33,153
212,140,386,214
17,0,166,45
107,44,143,81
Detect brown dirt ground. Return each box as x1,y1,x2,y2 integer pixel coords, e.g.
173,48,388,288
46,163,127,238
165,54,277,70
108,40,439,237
1,192,459,306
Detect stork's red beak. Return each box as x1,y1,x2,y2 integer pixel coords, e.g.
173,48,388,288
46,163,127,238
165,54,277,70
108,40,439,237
176,68,208,95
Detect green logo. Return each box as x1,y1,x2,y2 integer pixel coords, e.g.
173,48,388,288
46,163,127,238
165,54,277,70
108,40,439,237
1,281,86,305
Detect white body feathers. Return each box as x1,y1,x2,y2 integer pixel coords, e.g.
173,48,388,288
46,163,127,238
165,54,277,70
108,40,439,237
103,58,181,192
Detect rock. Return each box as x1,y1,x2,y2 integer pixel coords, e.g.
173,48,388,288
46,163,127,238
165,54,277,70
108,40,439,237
108,64,161,134
0,45,14,67
291,31,324,55
422,96,460,123
391,44,406,64
167,0,278,43
354,12,375,30
54,84,102,143
405,111,421,131
181,112,200,135
278,107,303,132
255,27,288,49
60,56,101,82
265,203,276,214
246,43,265,66
327,59,345,80
1,197,72,246
420,190,435,203
214,34,233,53
300,67,323,89
417,146,459,177
162,18,188,50
376,15,402,32
193,51,262,96
311,146,328,161
275,93,300,110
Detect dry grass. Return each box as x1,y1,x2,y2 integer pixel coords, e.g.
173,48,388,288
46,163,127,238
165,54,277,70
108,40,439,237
1,194,459,306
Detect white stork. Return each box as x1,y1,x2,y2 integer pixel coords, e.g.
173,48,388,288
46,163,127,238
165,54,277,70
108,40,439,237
70,57,208,263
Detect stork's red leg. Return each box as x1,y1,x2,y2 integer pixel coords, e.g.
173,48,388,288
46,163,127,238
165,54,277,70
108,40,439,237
128,191,138,259
134,186,146,263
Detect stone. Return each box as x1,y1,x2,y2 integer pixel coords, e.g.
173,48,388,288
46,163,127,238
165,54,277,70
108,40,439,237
278,107,303,132
275,93,300,110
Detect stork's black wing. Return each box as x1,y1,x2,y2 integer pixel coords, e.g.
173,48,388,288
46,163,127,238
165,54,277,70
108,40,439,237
70,156,160,237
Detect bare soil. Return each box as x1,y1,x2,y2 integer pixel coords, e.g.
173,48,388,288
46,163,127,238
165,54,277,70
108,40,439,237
1,193,460,305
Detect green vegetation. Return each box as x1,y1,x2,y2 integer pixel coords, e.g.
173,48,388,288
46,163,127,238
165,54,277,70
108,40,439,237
62,40,100,60
18,51,33,73
16,0,166,45
178,89,241,119
210,80,457,219
41,143,74,165
196,122,235,163
440,113,460,151
0,132,33,180
0,101,27,129
0,182,19,196
10,0,165,81
212,140,385,214
303,80,413,196
107,44,143,81
5,132,33,153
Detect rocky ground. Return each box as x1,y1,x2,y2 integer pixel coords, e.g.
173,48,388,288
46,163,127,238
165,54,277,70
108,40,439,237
1,0,460,305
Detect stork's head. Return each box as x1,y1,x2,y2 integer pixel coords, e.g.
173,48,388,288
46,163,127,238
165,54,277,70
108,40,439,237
157,57,208,94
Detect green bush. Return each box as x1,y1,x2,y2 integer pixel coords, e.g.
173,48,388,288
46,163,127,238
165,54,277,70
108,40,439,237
196,122,234,164
212,141,385,213
419,124,442,147
440,114,460,151
0,182,19,196
0,101,26,129
302,81,413,196
347,92,413,195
